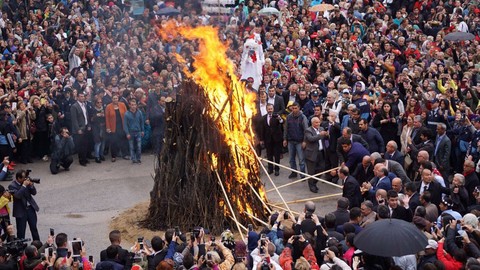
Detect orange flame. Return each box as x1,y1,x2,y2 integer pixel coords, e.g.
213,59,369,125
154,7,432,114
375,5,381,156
159,21,267,214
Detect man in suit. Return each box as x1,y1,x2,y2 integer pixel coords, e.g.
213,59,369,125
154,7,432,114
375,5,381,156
411,115,427,145
321,110,341,180
408,128,435,163
282,83,300,109
260,104,284,176
388,190,412,222
418,168,444,207
266,85,285,114
70,92,90,166
339,166,362,208
434,123,451,181
375,156,411,184
100,230,132,268
358,119,384,154
253,91,268,156
8,170,40,240
404,182,421,213
147,236,167,270
337,127,369,164
303,116,327,193
352,155,374,185
363,164,392,201
385,140,404,166
463,160,480,205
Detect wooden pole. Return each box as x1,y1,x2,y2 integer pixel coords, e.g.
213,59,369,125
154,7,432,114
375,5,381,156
229,216,248,232
247,182,272,214
247,142,291,213
270,192,343,205
244,211,269,227
215,170,245,240
266,203,300,215
266,166,341,193
260,158,343,189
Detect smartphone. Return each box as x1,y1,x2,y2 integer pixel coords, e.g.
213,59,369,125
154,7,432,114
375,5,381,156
50,228,55,236
48,248,53,257
87,78,92,87
207,254,212,260
175,226,180,235
138,237,144,250
67,251,72,258
71,240,82,257
88,256,93,263
11,102,16,111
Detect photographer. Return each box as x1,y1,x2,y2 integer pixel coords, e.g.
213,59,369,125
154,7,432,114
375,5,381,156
7,170,39,241
50,128,75,175
320,248,351,270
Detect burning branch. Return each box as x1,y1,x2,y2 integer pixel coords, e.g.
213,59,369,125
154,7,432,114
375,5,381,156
143,23,269,233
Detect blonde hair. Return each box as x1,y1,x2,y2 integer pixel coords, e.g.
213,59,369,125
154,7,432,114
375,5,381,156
294,256,311,270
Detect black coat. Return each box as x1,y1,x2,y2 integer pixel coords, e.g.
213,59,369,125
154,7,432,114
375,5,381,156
352,163,374,185
464,172,480,206
147,250,167,270
342,176,362,208
260,114,283,143
391,205,412,222
100,246,132,270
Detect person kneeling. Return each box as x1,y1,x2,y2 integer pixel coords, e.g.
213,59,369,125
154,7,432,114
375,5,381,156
50,128,75,175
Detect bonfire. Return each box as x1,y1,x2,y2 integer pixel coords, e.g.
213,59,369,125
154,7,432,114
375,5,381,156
143,22,270,234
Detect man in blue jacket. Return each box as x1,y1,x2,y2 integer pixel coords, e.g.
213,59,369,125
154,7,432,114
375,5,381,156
124,99,145,164
358,119,384,154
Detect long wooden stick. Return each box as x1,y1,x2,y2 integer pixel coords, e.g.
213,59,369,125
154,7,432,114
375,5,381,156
247,182,272,214
270,192,343,205
229,216,248,232
267,203,300,215
260,158,343,189
244,211,269,227
247,142,291,213
215,170,245,240
266,166,341,193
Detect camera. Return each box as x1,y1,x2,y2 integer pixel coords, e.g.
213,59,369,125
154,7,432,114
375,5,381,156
261,260,270,270
272,113,278,118
320,248,329,256
25,170,40,184
5,238,30,257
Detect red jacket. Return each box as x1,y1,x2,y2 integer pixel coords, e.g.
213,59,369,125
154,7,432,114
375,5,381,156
279,244,320,270
437,242,463,270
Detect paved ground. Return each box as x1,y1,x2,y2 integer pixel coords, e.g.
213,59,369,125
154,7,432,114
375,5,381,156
8,153,340,261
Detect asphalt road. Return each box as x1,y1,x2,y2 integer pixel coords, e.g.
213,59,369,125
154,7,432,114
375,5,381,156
8,153,340,261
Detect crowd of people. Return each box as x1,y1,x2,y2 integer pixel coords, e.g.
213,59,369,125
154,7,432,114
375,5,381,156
0,0,479,268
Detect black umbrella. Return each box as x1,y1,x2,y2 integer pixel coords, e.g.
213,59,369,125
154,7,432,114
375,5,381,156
157,7,181,16
444,32,475,41
354,219,428,257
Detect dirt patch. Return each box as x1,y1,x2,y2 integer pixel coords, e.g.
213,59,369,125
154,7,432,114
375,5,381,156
109,201,266,242
110,201,164,243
